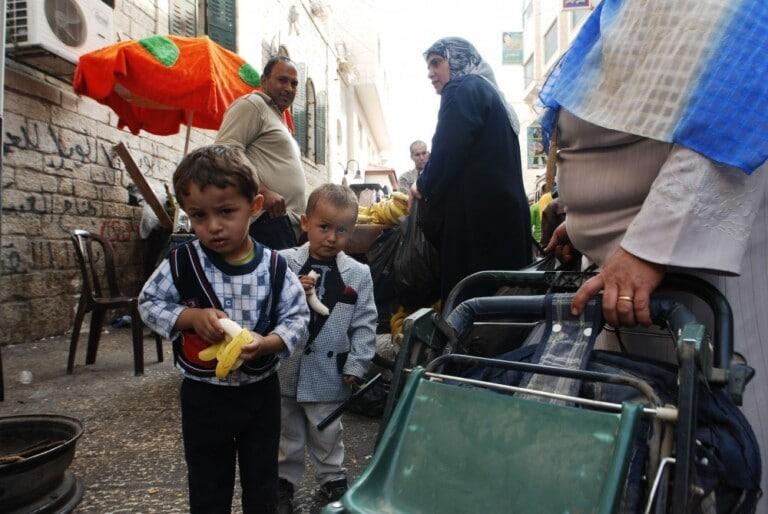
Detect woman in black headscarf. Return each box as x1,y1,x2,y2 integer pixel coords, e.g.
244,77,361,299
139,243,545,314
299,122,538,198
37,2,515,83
412,37,532,302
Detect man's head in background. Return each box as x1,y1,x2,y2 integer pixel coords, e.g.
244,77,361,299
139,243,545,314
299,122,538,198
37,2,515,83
409,140,429,172
261,56,299,111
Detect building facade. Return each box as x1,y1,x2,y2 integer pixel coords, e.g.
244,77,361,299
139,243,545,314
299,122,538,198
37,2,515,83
0,0,391,344
518,0,598,197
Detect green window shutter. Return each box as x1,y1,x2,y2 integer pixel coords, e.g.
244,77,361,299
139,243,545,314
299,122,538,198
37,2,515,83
207,0,237,52
170,0,197,37
305,80,316,160
292,63,308,156
315,91,327,165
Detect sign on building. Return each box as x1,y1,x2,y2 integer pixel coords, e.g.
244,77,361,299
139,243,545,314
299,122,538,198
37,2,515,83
502,32,523,65
527,125,547,169
563,0,591,9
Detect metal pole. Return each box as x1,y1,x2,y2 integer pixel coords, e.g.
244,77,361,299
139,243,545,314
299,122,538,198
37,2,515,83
0,0,7,401
183,110,193,156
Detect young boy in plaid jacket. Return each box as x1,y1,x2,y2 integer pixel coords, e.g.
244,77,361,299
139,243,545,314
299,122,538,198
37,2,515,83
139,145,309,513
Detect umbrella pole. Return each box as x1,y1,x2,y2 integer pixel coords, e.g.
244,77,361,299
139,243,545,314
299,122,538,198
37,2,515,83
183,110,193,156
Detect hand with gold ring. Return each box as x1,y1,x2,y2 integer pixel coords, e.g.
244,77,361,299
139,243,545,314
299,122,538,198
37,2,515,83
571,247,665,327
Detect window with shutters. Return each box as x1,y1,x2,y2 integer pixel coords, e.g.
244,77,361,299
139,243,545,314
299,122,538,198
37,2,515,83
570,9,589,30
305,79,316,162
315,92,327,165
522,0,532,28
169,0,237,52
206,0,237,52
524,55,534,89
544,20,558,66
170,0,198,37
292,64,308,155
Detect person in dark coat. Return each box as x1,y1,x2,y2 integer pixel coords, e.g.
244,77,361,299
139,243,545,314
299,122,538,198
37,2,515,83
411,37,532,302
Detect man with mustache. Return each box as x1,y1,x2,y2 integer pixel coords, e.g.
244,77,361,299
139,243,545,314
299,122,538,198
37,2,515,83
216,56,307,250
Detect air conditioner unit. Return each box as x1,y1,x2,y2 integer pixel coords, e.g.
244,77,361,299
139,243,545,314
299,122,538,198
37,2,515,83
6,0,115,80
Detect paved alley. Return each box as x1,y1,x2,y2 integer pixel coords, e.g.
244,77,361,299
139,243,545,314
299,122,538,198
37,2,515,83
1,328,380,513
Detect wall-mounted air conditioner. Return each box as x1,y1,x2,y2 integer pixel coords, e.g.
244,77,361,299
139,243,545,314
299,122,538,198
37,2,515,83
6,0,115,80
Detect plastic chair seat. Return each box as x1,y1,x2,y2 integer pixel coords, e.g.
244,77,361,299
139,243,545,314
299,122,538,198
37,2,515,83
326,368,640,514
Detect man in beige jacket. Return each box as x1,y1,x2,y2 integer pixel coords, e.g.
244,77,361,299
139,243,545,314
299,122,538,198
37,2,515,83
216,57,306,249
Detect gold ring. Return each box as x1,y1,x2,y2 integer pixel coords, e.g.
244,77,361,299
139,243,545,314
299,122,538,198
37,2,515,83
617,295,634,302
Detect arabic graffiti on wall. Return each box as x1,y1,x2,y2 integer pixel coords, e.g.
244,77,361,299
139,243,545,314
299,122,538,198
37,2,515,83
3,120,164,177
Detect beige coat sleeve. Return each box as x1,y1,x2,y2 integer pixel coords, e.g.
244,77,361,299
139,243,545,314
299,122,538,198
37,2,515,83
621,145,768,275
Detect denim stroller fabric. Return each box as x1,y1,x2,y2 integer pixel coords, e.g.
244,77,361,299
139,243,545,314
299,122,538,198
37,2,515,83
589,352,762,513
517,294,602,403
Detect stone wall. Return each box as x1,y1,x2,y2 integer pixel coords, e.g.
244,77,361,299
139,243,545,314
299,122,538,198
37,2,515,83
0,60,214,343
0,0,212,344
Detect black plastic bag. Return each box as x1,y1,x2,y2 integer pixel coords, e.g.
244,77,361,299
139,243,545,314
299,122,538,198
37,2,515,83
394,205,440,309
366,227,403,331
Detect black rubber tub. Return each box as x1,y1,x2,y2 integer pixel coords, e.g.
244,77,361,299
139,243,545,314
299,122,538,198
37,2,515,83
0,415,84,513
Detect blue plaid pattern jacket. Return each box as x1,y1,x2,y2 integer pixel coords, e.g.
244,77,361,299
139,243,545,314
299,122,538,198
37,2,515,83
278,244,378,402
138,239,309,386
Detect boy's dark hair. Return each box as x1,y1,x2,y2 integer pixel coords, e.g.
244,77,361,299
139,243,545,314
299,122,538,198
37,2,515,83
173,145,258,206
263,56,294,78
306,183,358,217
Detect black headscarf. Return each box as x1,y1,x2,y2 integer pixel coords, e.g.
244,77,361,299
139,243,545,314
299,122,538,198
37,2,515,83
425,37,520,135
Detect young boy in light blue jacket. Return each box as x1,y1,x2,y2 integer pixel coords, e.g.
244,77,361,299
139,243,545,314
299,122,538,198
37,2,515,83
277,184,377,511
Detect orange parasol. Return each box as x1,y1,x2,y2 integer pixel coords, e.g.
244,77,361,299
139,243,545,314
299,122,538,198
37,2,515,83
73,35,293,152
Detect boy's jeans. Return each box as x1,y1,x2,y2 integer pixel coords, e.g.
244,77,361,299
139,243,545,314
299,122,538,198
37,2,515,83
181,375,281,513
278,397,347,487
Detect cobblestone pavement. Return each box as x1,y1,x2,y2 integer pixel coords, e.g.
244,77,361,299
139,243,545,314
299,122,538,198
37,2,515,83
1,328,381,513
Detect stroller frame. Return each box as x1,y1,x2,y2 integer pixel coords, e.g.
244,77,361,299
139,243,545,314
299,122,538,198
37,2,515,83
369,271,752,513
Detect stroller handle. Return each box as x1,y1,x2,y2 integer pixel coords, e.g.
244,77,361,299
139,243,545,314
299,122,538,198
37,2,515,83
659,273,733,369
445,291,731,370
443,271,732,368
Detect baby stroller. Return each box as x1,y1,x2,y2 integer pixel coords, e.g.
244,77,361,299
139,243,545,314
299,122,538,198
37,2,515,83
323,271,761,513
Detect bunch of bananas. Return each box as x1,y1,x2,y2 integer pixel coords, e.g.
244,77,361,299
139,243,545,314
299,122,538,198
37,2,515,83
358,192,409,225
198,319,254,379
390,306,409,337
389,301,442,338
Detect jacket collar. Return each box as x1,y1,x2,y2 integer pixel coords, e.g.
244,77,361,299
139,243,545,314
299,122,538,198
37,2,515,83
294,242,353,274
254,91,285,117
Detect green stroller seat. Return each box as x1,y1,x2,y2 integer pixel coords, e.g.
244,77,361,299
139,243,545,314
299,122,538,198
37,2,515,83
324,367,641,514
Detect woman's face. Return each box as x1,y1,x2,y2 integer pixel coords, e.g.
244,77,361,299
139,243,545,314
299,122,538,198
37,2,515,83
427,53,451,95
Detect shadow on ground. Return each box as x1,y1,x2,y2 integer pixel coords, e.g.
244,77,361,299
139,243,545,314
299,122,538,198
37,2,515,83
1,326,380,513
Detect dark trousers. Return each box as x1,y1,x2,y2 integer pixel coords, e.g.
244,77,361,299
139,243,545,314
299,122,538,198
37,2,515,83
180,374,281,514
249,215,297,250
